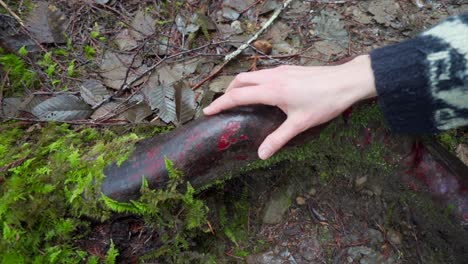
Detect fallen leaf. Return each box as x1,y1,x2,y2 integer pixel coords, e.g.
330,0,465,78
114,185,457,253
25,1,67,44
129,10,156,40
253,40,273,54
122,102,152,123
99,50,148,90
91,101,126,120
176,13,200,35
114,29,138,51
175,85,197,124
1,98,21,118
32,94,93,121
20,94,50,113
209,76,235,93
144,85,176,123
80,79,110,107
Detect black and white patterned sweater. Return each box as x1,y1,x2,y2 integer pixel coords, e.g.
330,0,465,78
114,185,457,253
370,13,468,134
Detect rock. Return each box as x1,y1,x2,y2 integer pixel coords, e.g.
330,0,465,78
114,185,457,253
262,186,293,224
367,0,400,26
217,23,236,39
369,184,383,196
222,7,240,21
352,8,372,24
308,188,317,196
346,246,385,264
296,196,306,205
311,9,348,49
230,20,243,34
387,229,402,245
367,228,384,247
355,176,368,190
298,238,321,261
246,250,283,264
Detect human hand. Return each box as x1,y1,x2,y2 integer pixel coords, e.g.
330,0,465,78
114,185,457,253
203,55,377,160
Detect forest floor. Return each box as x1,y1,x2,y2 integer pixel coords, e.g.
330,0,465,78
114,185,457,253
1,0,467,263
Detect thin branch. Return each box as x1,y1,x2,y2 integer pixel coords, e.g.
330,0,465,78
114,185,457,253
192,0,295,90
0,0,24,26
224,0,294,62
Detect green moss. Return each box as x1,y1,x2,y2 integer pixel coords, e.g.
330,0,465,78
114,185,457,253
0,48,38,95
0,122,201,263
438,130,458,151
244,104,391,179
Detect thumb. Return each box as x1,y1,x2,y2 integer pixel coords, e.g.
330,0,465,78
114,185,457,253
258,118,303,160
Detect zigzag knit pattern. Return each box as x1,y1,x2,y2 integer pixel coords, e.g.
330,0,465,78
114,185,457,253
370,14,468,134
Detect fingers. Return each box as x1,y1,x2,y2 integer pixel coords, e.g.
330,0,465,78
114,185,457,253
226,68,276,92
258,117,305,160
203,85,272,115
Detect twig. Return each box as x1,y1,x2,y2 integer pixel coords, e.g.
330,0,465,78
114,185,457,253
1,0,68,72
240,0,264,14
0,157,28,173
0,0,24,26
224,0,294,62
192,0,294,90
92,41,229,110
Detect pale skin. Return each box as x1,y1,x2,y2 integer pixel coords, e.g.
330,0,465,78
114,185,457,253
203,55,378,160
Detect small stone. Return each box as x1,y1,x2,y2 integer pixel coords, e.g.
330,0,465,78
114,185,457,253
308,188,317,196
355,176,367,189
387,229,402,245
222,7,240,21
367,229,383,247
262,186,293,224
369,184,382,196
231,20,243,34
296,196,306,205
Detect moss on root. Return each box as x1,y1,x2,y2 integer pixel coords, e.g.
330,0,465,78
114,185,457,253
243,104,391,179
0,122,209,263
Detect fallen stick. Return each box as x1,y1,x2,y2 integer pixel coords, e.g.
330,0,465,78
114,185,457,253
191,0,294,90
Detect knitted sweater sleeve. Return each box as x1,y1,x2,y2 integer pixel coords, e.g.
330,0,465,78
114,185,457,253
370,14,468,134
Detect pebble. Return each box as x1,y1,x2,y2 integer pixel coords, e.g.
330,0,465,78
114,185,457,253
387,229,402,245
308,188,317,196
296,196,306,205
355,176,368,189
230,20,243,34
222,7,240,21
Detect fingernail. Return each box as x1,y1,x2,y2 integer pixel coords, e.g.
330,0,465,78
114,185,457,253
203,106,212,114
259,147,272,160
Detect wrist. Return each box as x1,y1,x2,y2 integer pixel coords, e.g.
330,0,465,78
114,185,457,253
344,55,377,102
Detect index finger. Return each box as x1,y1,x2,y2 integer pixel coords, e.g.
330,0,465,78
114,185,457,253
226,68,277,92
203,85,272,115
